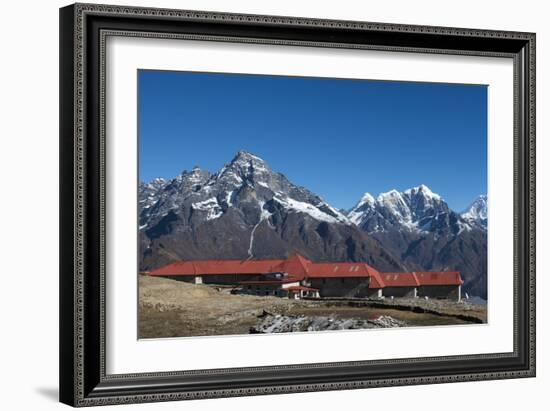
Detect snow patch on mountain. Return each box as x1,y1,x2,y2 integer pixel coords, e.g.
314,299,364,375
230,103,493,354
192,197,223,221
247,201,274,259
274,196,350,225
225,190,234,207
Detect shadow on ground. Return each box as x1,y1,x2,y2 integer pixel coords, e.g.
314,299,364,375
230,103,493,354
36,387,58,402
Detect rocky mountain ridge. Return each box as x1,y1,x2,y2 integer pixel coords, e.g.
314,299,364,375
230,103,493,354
139,151,402,273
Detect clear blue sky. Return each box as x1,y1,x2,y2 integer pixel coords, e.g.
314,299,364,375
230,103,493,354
139,70,487,211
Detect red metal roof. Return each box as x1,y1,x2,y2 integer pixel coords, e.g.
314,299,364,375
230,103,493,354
368,271,386,288
415,271,463,286
382,272,421,287
273,253,311,279
307,262,379,278
149,259,286,277
148,254,463,288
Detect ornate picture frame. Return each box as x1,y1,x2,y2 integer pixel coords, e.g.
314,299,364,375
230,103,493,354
59,3,535,407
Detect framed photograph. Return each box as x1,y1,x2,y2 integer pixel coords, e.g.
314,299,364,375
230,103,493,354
59,3,536,407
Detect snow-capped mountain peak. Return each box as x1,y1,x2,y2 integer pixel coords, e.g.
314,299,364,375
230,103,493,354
348,185,469,234
404,184,441,201
228,150,270,173
461,194,487,229
347,188,488,298
233,149,266,163
214,150,272,188
377,189,401,202
138,151,352,231
376,190,413,225
358,192,375,206
348,192,375,226
351,192,376,213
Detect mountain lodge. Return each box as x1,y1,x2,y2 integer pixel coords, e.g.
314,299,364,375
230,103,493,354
147,254,463,301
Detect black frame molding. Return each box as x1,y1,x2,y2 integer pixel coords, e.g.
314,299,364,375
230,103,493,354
60,3,536,407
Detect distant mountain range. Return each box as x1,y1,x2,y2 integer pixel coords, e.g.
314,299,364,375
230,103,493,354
347,186,487,298
139,151,487,298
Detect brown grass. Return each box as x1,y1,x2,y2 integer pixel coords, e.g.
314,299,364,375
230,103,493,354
139,275,486,338
139,275,308,338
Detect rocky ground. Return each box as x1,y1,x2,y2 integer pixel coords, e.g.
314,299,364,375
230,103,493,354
139,276,487,338
251,313,406,333
364,297,487,323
